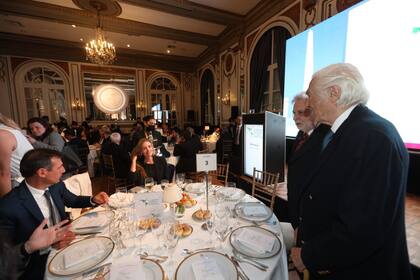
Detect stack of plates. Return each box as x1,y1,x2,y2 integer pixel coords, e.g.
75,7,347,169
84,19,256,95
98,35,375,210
185,183,206,194
48,236,114,276
217,187,245,202
230,226,281,258
175,251,238,280
71,210,114,235
234,202,273,222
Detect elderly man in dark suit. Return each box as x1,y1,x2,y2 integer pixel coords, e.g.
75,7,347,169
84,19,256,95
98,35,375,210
0,149,109,280
287,92,330,229
291,63,412,279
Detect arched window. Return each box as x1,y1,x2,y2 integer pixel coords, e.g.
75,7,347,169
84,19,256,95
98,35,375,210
200,69,215,124
22,66,67,123
249,26,291,113
150,77,177,126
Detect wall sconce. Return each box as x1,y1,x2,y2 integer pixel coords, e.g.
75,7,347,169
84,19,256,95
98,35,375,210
71,98,84,110
221,91,230,105
136,100,147,111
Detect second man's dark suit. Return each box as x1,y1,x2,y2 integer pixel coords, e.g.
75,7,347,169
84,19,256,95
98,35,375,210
287,124,330,229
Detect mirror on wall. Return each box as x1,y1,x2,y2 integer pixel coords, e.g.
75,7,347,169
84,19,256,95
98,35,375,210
83,72,136,120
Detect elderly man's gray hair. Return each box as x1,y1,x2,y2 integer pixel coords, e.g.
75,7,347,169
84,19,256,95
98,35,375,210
110,132,121,144
292,91,309,104
312,63,369,107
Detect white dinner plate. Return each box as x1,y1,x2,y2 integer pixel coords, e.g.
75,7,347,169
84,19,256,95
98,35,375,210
230,226,281,259
234,202,273,222
185,182,206,194
175,251,238,280
217,187,245,202
108,192,134,208
143,259,165,280
48,236,114,276
72,210,114,235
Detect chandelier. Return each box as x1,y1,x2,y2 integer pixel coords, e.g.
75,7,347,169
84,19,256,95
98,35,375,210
85,7,116,65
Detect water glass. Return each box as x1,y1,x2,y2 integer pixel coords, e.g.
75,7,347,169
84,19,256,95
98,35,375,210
215,221,229,248
205,216,215,246
115,186,128,203
175,173,185,189
215,203,228,220
144,177,155,191
160,179,169,189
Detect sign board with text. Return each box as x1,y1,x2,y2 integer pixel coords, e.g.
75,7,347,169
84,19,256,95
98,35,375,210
196,153,217,172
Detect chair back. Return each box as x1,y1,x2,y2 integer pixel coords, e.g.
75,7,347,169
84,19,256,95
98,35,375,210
251,167,280,209
221,139,233,163
64,172,93,219
102,154,126,193
75,146,90,173
209,163,229,186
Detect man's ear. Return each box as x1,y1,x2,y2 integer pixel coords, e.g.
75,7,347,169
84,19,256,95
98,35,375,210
36,168,48,178
329,85,341,103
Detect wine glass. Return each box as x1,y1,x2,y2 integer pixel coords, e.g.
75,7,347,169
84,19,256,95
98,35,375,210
205,216,215,246
160,179,169,189
144,177,155,191
214,219,229,249
215,203,228,220
164,222,180,276
175,173,185,189
115,186,128,204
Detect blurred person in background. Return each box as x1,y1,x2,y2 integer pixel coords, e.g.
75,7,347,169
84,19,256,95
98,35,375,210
0,113,33,197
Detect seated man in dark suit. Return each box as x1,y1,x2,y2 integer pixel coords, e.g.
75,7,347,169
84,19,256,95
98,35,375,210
143,115,170,157
0,149,109,280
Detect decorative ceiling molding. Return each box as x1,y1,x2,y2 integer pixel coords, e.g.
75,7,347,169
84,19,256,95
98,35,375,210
120,0,243,25
0,0,217,46
0,33,195,72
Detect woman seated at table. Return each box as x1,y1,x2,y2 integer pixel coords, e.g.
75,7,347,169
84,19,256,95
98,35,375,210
129,138,171,186
26,117,64,151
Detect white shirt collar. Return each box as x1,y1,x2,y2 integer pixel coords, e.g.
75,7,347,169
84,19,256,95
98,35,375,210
331,104,358,133
26,180,47,197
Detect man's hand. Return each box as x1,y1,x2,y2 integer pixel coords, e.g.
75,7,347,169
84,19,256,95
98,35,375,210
291,247,306,272
93,192,109,205
25,219,70,253
52,230,76,250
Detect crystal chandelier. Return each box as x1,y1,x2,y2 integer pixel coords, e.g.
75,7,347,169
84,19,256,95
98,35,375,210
85,8,116,65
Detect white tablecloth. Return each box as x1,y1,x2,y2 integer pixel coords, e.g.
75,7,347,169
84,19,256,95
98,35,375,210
45,192,288,280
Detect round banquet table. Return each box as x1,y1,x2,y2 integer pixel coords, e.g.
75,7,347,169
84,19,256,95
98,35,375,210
45,188,288,280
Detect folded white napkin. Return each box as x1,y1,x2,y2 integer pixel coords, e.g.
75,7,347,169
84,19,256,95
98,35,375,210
192,258,225,280
236,229,275,254
242,205,268,217
110,255,145,280
63,241,104,269
75,214,108,229
109,193,134,207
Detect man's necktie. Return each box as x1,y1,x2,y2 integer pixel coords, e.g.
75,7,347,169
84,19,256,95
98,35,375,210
322,130,334,151
44,190,58,225
295,132,309,152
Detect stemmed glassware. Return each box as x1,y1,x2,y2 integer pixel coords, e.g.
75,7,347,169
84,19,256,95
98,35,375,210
214,219,229,249
115,186,127,204
163,222,180,276
205,216,215,246
144,177,155,191
175,173,185,190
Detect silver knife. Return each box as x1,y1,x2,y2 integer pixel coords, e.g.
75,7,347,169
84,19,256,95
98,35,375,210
230,255,250,280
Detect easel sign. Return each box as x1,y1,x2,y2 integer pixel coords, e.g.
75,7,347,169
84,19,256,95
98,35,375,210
196,153,217,172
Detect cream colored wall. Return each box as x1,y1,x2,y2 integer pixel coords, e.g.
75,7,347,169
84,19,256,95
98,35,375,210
0,55,192,128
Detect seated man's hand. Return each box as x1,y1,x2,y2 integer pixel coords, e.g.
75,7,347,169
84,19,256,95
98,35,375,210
25,219,71,253
52,230,76,250
93,191,109,205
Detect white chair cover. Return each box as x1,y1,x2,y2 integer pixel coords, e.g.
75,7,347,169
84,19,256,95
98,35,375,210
64,172,92,219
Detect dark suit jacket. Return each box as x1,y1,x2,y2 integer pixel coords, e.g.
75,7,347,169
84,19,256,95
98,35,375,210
0,181,92,280
128,156,170,185
102,143,131,179
174,139,201,173
287,124,330,228
297,105,412,279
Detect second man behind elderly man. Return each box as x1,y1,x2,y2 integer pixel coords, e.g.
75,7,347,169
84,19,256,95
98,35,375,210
287,92,330,229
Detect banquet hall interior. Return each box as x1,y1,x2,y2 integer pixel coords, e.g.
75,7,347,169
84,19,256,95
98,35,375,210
1,0,420,279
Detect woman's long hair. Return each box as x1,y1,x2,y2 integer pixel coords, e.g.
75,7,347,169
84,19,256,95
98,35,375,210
131,138,153,178
0,113,20,130
27,117,53,141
